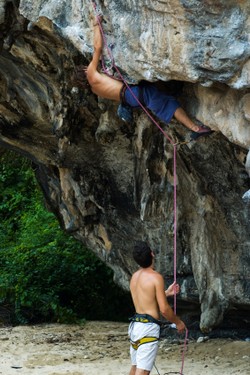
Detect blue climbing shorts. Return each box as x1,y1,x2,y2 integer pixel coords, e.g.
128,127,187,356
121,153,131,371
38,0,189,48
124,83,180,124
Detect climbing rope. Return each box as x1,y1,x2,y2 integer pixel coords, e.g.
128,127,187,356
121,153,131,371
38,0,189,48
173,144,177,314
90,3,188,374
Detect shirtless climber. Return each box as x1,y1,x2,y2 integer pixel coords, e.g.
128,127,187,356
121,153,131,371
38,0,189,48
84,15,213,140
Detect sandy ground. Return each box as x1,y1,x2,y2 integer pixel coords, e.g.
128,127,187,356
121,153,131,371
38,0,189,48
0,321,249,375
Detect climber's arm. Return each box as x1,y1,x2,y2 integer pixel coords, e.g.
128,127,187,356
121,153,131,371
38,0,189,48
85,18,103,85
84,15,122,101
91,21,103,70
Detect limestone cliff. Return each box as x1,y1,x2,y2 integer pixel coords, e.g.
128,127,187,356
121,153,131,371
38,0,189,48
0,0,249,332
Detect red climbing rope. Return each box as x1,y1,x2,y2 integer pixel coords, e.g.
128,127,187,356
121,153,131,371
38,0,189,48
90,4,188,374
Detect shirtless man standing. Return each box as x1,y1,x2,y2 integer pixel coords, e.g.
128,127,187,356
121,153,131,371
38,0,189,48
85,16,213,140
129,241,186,375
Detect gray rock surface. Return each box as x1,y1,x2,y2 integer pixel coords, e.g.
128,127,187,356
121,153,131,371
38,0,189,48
0,0,249,331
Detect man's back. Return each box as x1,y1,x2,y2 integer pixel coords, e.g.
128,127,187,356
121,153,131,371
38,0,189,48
130,267,162,320
86,67,123,101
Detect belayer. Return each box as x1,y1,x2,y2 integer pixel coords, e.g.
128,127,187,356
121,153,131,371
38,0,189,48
128,241,186,375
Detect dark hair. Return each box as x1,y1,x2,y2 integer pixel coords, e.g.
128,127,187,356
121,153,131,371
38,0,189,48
133,241,153,268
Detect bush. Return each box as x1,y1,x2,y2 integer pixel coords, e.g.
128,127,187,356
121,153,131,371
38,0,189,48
0,151,133,324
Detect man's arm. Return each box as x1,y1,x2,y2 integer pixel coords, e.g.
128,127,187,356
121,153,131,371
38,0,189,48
91,20,103,69
155,274,186,333
83,16,123,101
85,17,103,85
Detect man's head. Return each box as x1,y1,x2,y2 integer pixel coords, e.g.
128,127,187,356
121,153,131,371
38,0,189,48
133,241,153,268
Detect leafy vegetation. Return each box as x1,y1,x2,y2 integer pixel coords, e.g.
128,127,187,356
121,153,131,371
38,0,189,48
0,151,133,324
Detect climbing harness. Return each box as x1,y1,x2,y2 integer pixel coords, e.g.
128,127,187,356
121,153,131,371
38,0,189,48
130,336,159,350
90,3,189,374
129,315,160,358
129,313,163,326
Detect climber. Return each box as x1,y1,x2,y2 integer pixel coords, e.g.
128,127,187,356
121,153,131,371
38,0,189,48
84,15,213,140
129,241,186,375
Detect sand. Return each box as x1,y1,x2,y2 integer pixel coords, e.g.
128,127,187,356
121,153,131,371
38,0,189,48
0,321,249,375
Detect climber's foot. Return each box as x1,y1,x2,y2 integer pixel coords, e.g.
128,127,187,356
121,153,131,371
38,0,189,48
190,124,214,141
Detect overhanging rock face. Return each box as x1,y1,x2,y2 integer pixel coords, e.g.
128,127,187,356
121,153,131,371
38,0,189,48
0,0,249,332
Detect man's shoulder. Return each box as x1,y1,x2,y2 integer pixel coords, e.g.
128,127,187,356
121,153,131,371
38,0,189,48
145,268,164,282
132,268,163,278
151,270,164,284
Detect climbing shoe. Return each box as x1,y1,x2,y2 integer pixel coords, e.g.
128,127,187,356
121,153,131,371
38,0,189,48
190,124,214,141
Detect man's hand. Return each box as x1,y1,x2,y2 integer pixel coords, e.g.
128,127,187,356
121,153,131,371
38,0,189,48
165,281,180,297
176,320,186,334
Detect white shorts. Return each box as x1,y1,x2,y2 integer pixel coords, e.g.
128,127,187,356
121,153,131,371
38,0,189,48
128,321,160,371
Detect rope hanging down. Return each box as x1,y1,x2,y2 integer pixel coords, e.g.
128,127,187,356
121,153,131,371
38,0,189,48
90,4,188,374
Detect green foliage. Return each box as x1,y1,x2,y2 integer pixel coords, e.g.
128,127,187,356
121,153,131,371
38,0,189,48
0,151,133,324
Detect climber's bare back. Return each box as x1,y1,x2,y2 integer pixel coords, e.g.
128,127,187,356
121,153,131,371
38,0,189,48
86,64,123,101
